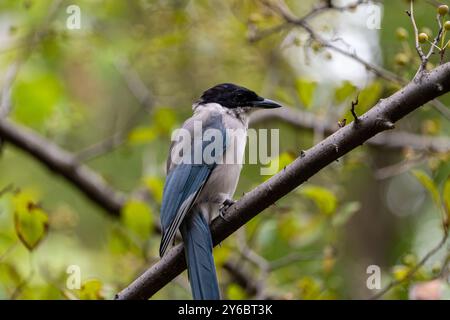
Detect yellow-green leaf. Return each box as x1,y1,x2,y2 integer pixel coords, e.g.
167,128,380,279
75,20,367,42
341,81,382,121
299,185,337,215
297,276,321,299
128,126,157,144
153,107,177,134
295,78,317,108
13,73,62,127
121,199,153,239
226,283,247,300
213,245,231,267
263,152,295,179
13,192,48,251
358,81,382,111
392,265,410,282
334,81,357,104
144,176,164,204
412,170,441,208
77,279,104,300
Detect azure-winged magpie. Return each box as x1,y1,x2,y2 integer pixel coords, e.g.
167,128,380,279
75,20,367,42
159,83,282,300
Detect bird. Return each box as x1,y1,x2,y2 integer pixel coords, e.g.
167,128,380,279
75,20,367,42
159,83,282,300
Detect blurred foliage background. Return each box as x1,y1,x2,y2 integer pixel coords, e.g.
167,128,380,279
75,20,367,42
0,0,449,300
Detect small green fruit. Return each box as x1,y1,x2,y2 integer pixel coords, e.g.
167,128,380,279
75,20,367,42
418,32,429,43
395,53,409,66
438,5,449,16
311,40,322,52
402,253,417,267
396,27,408,40
445,21,450,30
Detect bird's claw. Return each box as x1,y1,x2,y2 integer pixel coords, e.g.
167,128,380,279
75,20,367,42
219,199,235,222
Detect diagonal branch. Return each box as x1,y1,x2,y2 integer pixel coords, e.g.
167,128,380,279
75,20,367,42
115,62,450,300
0,119,127,216
250,108,450,153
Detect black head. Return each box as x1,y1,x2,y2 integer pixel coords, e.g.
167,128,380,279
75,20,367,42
197,83,282,109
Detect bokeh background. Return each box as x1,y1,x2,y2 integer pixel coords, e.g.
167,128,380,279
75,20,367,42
0,0,449,299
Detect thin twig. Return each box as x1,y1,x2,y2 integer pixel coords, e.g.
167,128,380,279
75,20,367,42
371,231,449,300
351,93,360,124
0,63,20,118
0,183,14,198
406,1,426,68
269,251,323,271
374,153,428,180
425,13,444,62
0,242,18,263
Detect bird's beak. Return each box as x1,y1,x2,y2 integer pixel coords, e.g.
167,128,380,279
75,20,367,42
251,98,283,109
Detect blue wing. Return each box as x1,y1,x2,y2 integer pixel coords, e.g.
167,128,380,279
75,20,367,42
159,113,226,257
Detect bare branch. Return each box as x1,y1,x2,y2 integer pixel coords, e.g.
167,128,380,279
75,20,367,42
115,62,450,300
406,2,426,68
0,119,127,216
0,62,20,118
250,108,450,153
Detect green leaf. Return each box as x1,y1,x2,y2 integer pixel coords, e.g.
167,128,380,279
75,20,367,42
341,81,382,121
121,199,153,239
298,276,322,299
263,152,295,179
143,176,164,204
13,192,48,251
213,245,231,267
392,265,410,282
153,107,177,134
77,279,104,300
128,126,157,145
412,170,441,208
358,81,382,111
226,283,247,300
299,185,337,215
12,73,62,127
295,78,317,108
334,81,357,104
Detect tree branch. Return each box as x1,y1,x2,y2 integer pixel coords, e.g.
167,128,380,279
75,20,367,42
115,62,450,300
250,107,450,153
0,119,127,216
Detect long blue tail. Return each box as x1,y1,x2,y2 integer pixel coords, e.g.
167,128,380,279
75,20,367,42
180,209,220,300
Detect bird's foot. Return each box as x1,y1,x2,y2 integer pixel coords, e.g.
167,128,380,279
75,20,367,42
219,199,235,222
